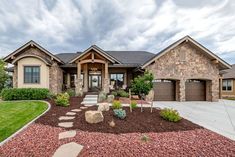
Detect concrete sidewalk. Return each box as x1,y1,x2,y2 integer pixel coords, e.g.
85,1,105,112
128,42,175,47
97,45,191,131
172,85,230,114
153,99,235,141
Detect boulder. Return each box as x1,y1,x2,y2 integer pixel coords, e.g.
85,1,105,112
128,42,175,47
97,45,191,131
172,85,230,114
107,95,114,103
146,89,154,102
98,103,110,112
85,111,104,124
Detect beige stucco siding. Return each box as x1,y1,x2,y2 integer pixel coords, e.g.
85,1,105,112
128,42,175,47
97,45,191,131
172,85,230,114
17,57,49,88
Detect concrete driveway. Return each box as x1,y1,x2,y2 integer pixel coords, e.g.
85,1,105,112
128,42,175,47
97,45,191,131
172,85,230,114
153,99,235,141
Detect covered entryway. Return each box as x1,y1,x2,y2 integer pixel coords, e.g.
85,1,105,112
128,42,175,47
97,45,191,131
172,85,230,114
185,79,206,101
153,79,176,101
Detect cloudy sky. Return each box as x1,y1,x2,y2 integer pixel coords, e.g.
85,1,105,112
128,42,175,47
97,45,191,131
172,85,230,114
0,0,235,64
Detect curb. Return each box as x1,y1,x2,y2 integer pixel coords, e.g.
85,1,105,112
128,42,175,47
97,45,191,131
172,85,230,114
0,100,51,146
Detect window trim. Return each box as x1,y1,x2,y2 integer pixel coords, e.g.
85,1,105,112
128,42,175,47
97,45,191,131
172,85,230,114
222,79,233,92
23,65,41,84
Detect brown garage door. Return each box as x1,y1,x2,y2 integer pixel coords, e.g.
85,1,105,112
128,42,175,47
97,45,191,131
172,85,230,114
185,80,206,101
153,80,176,101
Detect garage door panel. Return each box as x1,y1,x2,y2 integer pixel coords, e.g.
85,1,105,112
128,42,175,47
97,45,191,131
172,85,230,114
153,81,175,101
185,81,206,101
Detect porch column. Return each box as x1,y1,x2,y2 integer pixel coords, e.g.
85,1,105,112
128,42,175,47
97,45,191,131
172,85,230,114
66,73,71,88
76,62,83,96
104,62,109,93
83,64,88,92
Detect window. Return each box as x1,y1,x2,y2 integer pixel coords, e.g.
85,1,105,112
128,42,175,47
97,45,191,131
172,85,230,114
222,80,232,91
110,73,124,89
24,66,40,84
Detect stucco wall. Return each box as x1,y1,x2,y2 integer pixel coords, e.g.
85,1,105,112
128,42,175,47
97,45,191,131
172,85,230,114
145,42,220,101
17,57,50,88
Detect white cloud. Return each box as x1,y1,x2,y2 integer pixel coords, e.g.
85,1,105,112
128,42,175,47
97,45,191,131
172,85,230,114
0,0,235,64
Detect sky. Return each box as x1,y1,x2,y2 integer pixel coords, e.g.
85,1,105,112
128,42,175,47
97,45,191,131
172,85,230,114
0,0,235,64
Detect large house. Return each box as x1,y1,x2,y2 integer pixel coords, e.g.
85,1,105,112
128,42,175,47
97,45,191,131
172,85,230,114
3,36,231,101
221,64,235,98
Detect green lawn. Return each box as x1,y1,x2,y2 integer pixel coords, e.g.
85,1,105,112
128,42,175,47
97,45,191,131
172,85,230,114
0,101,48,142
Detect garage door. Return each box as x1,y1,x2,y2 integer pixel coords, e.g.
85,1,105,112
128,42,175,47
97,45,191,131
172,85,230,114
185,80,206,101
153,80,176,101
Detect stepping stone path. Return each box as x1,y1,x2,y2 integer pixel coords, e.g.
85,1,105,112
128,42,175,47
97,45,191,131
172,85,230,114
59,130,76,139
66,112,76,116
58,122,73,128
81,95,98,106
56,107,84,156
59,116,75,120
52,142,83,157
71,109,82,112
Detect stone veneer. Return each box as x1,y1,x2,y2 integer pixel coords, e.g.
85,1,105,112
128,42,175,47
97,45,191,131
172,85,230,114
145,42,220,101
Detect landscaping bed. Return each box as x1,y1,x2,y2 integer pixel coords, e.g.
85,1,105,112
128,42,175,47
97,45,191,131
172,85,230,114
36,97,202,134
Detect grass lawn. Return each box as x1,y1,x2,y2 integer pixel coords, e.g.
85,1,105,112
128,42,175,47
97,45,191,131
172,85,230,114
0,101,48,142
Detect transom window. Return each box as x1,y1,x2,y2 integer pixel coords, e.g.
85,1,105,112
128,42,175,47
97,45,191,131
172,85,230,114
24,66,40,84
222,80,232,91
110,73,124,89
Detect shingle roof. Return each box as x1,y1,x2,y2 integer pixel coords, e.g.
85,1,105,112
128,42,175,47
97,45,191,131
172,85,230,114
55,51,154,67
106,51,154,64
55,52,82,63
222,64,235,79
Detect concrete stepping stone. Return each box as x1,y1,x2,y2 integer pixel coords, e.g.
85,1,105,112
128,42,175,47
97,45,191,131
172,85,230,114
58,122,73,128
66,112,76,116
59,130,76,139
71,109,82,112
53,142,83,157
59,116,75,121
80,106,88,109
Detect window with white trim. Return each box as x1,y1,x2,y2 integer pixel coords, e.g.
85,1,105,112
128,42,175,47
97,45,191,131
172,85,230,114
222,80,232,91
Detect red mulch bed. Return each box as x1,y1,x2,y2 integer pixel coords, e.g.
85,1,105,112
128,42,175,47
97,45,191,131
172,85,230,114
1,97,235,157
36,97,202,133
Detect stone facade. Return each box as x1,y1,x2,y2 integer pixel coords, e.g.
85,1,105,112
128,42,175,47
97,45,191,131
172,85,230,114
145,42,220,101
49,62,63,94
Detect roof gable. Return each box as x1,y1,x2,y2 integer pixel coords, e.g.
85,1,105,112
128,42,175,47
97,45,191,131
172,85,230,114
69,45,121,64
4,40,63,64
141,36,231,70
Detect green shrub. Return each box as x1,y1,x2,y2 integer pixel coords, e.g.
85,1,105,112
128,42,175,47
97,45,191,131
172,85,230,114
66,89,75,97
111,91,118,97
131,100,137,109
98,91,107,102
112,100,122,109
107,95,115,103
160,108,181,122
113,109,126,119
47,92,56,100
131,71,153,96
117,90,129,98
1,88,49,101
55,93,70,107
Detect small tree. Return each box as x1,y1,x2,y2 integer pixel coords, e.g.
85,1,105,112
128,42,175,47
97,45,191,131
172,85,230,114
131,71,154,98
0,59,9,92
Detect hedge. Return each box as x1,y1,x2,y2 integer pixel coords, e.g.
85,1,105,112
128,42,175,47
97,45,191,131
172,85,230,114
1,88,49,101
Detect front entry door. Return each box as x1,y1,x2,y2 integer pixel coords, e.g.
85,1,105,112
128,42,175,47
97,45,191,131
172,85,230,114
89,71,102,92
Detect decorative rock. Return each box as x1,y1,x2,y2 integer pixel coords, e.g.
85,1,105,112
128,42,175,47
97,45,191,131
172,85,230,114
58,122,73,128
85,110,104,124
107,95,114,103
59,131,76,139
80,106,88,109
98,103,110,112
53,142,83,157
71,109,82,112
59,116,75,120
66,112,76,116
